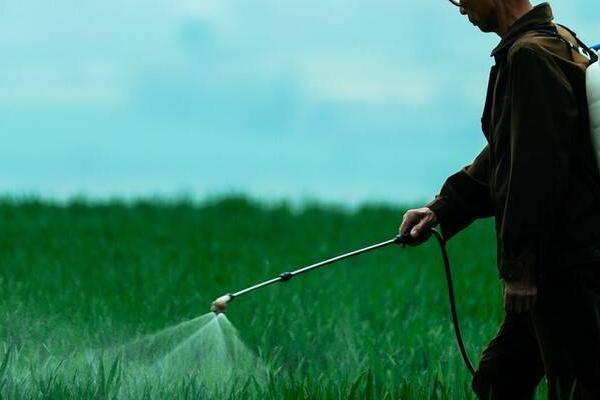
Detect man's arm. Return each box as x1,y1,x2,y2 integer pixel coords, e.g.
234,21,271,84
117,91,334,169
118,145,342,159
498,47,577,283
426,145,494,239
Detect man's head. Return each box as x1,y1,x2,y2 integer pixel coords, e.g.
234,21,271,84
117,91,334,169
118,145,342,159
457,0,498,33
449,0,534,36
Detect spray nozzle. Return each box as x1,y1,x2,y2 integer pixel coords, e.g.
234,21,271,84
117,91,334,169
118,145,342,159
210,294,233,314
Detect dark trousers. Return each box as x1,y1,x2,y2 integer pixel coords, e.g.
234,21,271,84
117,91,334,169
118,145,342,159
472,266,600,400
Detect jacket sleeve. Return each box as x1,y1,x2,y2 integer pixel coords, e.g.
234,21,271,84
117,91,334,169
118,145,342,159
427,145,494,240
498,47,577,282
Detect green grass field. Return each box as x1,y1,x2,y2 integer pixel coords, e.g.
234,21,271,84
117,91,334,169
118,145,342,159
0,196,549,399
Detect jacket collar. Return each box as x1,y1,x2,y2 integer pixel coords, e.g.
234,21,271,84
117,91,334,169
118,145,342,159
491,2,554,59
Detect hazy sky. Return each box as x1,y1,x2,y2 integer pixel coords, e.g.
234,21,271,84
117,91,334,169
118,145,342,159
1,1,598,204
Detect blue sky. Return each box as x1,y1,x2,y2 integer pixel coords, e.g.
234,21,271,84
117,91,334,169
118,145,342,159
1,1,598,205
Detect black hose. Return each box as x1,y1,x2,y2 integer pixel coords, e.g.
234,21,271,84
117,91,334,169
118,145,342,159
430,229,476,376
221,228,476,375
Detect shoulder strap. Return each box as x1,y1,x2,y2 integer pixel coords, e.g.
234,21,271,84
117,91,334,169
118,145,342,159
555,23,598,63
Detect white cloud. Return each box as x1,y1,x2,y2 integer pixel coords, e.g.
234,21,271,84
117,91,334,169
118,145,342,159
299,57,438,106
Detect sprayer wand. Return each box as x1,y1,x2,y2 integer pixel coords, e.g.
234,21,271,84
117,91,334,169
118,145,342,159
209,229,476,376
210,234,410,314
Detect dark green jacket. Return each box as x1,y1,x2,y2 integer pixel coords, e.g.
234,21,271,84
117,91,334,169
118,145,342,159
427,3,600,282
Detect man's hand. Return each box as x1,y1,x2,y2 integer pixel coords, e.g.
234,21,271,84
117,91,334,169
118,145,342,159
398,207,438,246
503,277,537,313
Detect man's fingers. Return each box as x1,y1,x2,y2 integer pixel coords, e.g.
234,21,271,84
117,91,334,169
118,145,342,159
504,292,537,314
411,216,431,238
511,294,520,313
399,214,409,235
503,279,538,314
525,292,537,311
503,286,520,313
503,290,511,313
517,297,525,313
508,295,524,313
506,298,514,314
529,293,537,309
399,208,438,239
410,221,424,237
400,213,419,236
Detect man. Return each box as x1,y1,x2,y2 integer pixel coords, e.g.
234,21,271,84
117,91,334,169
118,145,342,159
399,1,600,399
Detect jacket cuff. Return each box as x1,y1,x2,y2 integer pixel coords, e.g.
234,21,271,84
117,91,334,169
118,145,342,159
425,195,454,240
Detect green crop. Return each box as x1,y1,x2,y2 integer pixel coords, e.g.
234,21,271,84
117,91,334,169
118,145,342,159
0,196,549,399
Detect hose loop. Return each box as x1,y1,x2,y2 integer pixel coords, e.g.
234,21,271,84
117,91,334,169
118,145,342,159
430,228,476,376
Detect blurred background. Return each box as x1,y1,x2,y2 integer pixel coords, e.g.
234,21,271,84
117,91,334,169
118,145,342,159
1,0,598,205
